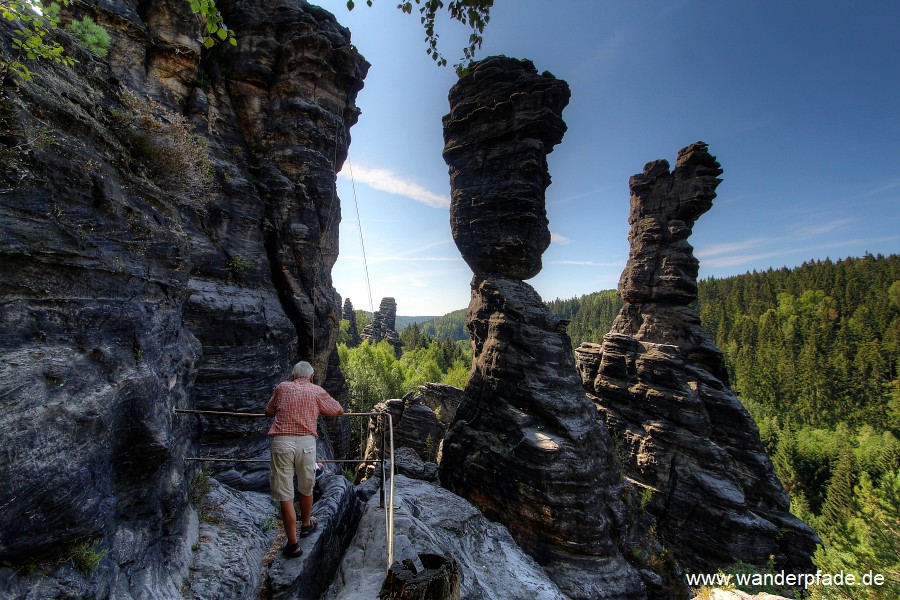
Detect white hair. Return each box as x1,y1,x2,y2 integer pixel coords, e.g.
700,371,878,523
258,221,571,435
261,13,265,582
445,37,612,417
291,361,314,379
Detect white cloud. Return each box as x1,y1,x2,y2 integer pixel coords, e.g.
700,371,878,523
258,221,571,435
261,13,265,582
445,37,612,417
696,238,770,259
550,232,571,245
698,237,899,269
701,250,784,268
789,217,855,237
339,165,449,208
547,260,623,267
854,180,900,199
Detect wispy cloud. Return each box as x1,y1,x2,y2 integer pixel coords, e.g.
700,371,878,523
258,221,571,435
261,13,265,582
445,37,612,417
696,238,772,259
854,179,900,200
694,216,881,269
387,266,469,290
699,236,899,270
701,250,785,268
549,185,618,207
371,256,462,263
572,28,628,78
339,165,449,208
789,217,856,237
551,232,571,245
547,260,624,267
340,254,462,264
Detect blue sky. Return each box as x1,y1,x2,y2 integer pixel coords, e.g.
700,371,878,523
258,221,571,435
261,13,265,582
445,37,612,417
324,0,900,316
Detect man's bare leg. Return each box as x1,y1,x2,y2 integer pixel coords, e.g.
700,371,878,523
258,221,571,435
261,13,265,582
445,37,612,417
299,494,313,527
280,499,298,544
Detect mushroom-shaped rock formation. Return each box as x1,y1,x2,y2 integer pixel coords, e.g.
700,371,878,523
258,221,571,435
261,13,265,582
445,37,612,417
442,57,569,280
438,56,645,599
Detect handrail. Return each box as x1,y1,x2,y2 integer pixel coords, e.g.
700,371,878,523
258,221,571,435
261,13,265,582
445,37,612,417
175,407,396,573
344,411,395,571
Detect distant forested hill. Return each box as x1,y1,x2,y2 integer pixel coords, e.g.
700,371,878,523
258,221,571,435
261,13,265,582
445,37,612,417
413,292,626,344
416,308,468,341
545,289,624,347
395,315,441,330
413,253,899,433
697,253,899,432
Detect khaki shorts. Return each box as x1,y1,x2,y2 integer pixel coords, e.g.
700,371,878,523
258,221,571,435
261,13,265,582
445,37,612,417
269,435,317,501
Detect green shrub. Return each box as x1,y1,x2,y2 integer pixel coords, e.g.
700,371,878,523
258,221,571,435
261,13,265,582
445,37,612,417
65,17,110,57
189,470,212,506
68,539,106,573
119,88,217,210
226,256,253,276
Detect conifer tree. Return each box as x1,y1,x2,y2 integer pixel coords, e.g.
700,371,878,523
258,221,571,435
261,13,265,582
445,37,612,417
820,446,857,532
773,421,803,499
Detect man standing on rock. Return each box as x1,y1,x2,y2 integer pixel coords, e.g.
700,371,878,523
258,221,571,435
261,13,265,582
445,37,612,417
265,361,344,558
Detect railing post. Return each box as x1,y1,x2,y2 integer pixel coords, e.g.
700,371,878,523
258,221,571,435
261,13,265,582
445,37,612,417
379,412,386,509
385,412,395,571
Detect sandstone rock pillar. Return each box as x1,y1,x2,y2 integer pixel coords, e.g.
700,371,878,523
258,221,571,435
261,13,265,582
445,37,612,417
576,142,819,573
361,297,402,357
343,298,361,347
438,56,644,599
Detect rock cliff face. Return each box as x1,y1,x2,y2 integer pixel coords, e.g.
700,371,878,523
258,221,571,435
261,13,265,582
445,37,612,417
0,0,366,595
575,143,819,573
360,296,402,357
438,56,645,599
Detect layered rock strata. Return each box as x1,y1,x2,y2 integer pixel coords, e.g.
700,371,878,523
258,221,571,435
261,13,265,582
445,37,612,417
0,0,365,595
342,297,361,347
575,142,819,573
362,383,464,471
360,296,402,357
438,56,644,599
183,0,365,478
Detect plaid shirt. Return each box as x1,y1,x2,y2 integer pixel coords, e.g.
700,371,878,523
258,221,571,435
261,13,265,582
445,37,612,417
265,377,343,437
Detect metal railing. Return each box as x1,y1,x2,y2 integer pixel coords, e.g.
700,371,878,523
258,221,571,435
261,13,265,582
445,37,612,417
175,407,395,572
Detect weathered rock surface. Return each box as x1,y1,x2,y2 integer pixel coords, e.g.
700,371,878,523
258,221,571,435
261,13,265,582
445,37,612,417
323,475,570,600
361,297,403,357
392,446,440,482
183,479,277,600
183,0,366,479
266,472,364,600
414,382,465,429
575,143,819,574
442,57,568,280
438,56,645,599
0,0,366,595
362,384,464,469
343,298,362,347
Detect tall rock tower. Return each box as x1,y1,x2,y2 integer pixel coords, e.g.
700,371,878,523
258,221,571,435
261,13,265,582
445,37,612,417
575,143,820,573
439,56,645,599
360,297,402,357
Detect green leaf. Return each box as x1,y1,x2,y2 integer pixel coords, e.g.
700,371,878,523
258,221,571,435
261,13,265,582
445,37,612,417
216,27,227,40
